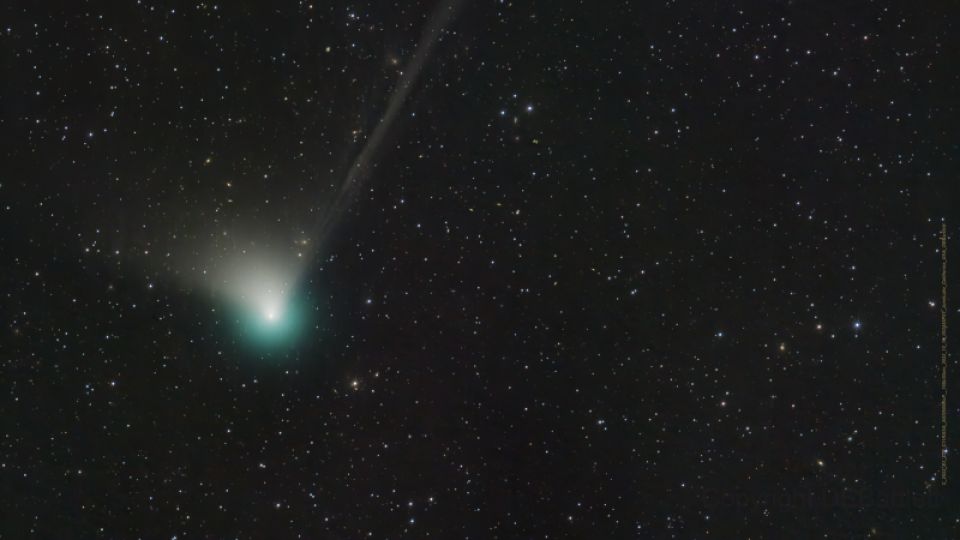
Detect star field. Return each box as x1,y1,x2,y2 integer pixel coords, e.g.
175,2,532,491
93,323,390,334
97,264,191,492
1,0,958,538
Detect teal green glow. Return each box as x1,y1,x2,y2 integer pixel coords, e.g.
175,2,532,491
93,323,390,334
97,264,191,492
228,291,312,350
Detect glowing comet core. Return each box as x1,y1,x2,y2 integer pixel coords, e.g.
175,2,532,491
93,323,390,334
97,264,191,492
210,251,308,349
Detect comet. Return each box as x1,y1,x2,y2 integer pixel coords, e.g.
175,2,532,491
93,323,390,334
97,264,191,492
201,0,463,350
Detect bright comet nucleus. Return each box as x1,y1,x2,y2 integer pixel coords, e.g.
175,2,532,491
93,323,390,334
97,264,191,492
211,251,308,348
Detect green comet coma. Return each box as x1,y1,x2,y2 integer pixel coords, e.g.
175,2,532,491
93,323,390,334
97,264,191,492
228,293,312,350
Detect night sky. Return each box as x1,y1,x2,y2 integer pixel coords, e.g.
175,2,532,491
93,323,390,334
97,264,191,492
1,0,958,538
